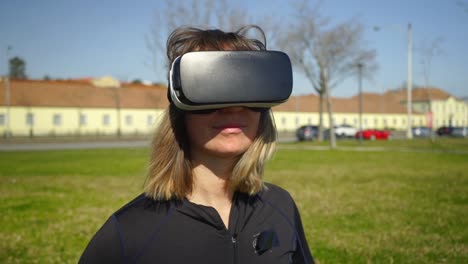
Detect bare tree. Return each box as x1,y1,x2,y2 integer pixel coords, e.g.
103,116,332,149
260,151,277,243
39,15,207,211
456,0,468,14
110,87,122,137
418,38,443,140
276,1,376,147
146,0,257,83
419,38,443,93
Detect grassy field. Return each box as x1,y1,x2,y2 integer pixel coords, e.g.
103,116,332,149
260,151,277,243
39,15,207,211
0,139,467,263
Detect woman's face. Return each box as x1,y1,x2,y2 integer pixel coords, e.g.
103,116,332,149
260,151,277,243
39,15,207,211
185,107,261,160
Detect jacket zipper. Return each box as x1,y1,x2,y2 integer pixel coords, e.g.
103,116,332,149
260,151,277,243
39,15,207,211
231,234,238,264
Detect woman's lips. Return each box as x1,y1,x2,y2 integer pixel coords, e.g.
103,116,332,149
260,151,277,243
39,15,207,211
213,123,246,133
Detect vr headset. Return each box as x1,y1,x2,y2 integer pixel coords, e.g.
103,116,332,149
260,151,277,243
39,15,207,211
168,51,293,111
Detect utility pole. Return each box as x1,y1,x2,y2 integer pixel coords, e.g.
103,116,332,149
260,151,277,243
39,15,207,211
5,46,12,138
357,63,363,144
407,23,413,139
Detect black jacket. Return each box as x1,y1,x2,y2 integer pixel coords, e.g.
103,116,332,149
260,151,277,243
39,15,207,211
79,183,314,264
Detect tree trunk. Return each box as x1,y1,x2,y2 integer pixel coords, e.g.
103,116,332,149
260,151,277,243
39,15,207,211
325,85,337,148
318,91,324,142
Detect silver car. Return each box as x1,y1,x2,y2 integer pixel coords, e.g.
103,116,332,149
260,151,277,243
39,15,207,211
412,126,432,138
451,127,467,138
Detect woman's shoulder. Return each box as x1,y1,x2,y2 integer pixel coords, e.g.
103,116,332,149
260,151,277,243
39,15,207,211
112,193,174,224
255,183,301,231
80,194,176,262
258,182,296,206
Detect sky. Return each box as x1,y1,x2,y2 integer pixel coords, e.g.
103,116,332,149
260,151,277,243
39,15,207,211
1,0,467,98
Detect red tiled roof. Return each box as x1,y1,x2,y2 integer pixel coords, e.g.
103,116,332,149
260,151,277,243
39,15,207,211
273,86,457,114
384,87,452,101
273,92,408,114
0,80,457,114
0,79,169,109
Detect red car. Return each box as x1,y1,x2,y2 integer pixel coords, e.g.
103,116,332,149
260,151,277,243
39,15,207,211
355,129,391,140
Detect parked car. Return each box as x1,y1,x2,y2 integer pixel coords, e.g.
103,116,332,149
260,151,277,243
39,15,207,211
355,129,392,140
334,124,357,138
296,125,319,141
450,127,467,138
412,126,432,138
322,126,356,140
436,126,454,136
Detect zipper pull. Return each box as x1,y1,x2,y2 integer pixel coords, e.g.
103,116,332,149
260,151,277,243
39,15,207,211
231,235,237,244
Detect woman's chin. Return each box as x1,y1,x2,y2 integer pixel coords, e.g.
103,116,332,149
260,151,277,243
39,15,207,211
206,140,252,158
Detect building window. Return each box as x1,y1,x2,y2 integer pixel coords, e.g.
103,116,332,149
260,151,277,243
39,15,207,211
53,114,62,126
342,118,347,124
295,117,299,125
402,118,406,125
374,118,378,126
26,113,34,126
281,117,287,126
80,114,87,126
103,114,111,126
364,118,367,125
353,118,357,125
125,115,133,126
393,118,397,125
0,114,5,126
307,117,312,124
147,115,154,126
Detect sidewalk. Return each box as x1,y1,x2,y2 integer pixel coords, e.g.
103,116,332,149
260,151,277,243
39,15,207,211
0,132,297,151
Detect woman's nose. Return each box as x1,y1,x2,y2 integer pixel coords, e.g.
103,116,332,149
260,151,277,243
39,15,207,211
218,106,245,113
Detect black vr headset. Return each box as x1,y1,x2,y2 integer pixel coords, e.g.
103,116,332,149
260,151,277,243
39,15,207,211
168,51,293,111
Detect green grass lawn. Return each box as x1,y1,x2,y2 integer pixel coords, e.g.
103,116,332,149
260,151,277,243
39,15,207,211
283,137,468,152
0,140,467,263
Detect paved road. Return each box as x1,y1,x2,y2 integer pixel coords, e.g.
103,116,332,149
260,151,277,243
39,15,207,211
1,136,466,154
0,133,296,151
0,140,151,151
0,136,297,151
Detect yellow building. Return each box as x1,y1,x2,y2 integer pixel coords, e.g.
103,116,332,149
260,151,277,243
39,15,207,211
272,90,441,132
0,79,466,137
0,79,167,137
402,87,468,128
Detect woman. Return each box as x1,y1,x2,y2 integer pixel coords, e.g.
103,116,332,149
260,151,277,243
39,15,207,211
80,25,314,264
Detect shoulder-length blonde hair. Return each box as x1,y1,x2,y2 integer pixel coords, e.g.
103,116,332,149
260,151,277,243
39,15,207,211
144,25,277,200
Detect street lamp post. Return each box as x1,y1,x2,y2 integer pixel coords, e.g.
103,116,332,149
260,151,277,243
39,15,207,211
357,63,363,144
4,46,12,138
374,23,413,139
407,23,413,139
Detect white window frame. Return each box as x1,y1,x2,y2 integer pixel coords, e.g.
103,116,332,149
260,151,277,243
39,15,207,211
147,115,154,126
26,113,34,126
53,114,62,126
80,114,87,126
103,114,111,126
125,115,133,126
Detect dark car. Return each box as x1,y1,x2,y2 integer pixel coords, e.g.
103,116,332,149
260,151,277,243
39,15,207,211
296,125,318,141
412,126,432,138
436,126,454,136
